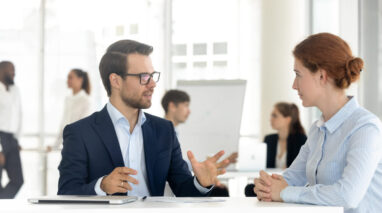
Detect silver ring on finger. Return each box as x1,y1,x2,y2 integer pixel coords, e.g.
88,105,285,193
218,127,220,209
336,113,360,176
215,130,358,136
121,181,124,187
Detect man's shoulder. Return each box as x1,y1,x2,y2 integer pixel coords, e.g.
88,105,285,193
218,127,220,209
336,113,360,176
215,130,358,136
66,110,99,129
144,112,172,126
8,85,20,95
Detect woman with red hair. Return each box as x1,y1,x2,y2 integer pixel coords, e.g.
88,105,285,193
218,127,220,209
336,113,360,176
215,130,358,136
254,33,382,213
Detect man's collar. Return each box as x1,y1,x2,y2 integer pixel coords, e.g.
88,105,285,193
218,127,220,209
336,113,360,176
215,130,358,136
106,102,146,128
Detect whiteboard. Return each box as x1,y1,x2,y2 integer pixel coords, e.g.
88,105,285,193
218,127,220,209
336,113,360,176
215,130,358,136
176,80,246,161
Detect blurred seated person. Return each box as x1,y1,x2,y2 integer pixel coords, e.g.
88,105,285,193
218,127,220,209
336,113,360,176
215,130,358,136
162,89,191,134
245,102,306,196
162,89,238,197
266,102,307,169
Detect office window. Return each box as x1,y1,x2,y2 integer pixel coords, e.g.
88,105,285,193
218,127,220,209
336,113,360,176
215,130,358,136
213,61,227,68
173,44,187,56
213,42,228,55
193,43,207,55
172,0,240,80
173,62,187,70
193,61,207,68
171,0,261,140
129,24,139,35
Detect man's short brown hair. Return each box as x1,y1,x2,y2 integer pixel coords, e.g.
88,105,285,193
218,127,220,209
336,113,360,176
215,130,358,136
99,40,153,96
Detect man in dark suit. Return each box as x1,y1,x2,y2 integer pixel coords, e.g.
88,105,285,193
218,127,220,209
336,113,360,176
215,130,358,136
58,40,228,197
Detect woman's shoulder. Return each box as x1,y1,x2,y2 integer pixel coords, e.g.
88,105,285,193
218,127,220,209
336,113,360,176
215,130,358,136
353,107,381,125
290,132,307,139
264,134,278,143
288,132,307,145
344,107,382,150
76,91,91,101
78,90,90,97
341,107,382,136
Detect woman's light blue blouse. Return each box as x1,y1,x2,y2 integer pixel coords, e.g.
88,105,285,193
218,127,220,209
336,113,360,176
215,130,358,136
281,97,382,213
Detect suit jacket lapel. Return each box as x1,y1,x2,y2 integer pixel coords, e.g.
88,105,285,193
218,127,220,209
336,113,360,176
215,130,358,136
142,115,156,194
92,106,124,168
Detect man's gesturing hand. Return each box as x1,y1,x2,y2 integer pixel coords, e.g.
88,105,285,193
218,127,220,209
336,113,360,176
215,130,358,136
188,150,229,187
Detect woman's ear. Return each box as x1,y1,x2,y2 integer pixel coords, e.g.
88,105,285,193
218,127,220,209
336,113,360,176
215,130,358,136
286,116,292,125
78,77,84,87
319,69,329,84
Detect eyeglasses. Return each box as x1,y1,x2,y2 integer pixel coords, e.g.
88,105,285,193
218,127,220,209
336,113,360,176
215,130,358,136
124,71,161,85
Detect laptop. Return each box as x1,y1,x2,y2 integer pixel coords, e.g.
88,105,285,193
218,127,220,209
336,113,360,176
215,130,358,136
235,140,267,171
28,195,138,205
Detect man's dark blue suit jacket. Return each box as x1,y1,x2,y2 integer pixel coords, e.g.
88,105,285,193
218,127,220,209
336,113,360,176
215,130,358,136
57,106,203,196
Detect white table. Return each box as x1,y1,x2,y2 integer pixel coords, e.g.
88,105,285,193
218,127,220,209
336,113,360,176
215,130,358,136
0,197,343,213
218,169,283,197
220,169,283,179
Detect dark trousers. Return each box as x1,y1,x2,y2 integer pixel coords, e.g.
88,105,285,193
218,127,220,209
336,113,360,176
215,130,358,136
0,131,23,198
208,185,229,197
244,183,257,197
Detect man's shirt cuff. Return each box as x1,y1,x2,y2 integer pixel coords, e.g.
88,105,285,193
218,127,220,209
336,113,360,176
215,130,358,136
193,177,214,194
95,176,107,196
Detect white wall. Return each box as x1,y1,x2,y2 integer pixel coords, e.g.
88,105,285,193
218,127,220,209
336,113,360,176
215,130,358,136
259,0,309,139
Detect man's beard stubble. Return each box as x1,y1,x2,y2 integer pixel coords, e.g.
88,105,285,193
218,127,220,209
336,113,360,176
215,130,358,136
121,92,152,109
122,97,151,109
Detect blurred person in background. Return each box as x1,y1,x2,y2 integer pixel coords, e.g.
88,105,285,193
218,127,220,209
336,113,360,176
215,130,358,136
0,61,23,198
47,69,92,151
162,89,191,135
245,102,306,197
265,102,306,169
162,89,238,197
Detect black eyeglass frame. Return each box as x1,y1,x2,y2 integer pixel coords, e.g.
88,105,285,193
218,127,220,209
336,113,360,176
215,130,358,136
124,71,161,85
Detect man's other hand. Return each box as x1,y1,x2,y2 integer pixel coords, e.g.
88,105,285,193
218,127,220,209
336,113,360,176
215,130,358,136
100,167,139,194
0,152,5,166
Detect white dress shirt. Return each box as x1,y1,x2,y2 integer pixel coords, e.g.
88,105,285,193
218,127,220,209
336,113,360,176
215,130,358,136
0,82,22,139
54,90,91,148
275,141,287,169
95,102,210,196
